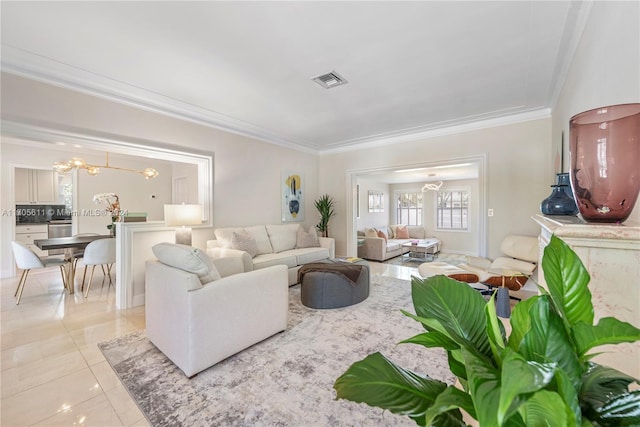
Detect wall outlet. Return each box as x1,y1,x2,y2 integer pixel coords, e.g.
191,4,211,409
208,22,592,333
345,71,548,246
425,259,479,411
488,209,494,217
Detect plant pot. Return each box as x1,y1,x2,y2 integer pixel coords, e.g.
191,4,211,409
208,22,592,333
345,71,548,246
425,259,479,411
569,103,640,222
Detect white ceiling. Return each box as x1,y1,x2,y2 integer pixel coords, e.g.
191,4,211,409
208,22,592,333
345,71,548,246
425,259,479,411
1,1,590,153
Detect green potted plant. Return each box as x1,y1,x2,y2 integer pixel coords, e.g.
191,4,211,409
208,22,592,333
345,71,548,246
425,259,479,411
334,235,640,426
315,194,336,238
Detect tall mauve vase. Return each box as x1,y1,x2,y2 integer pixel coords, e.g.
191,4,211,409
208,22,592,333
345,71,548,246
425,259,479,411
569,103,640,223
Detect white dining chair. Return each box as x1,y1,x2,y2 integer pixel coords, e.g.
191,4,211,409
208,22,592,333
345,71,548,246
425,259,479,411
70,233,99,291
10,241,68,305
82,238,116,297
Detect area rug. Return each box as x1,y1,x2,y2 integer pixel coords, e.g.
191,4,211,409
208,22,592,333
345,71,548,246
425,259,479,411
98,275,455,427
383,252,467,268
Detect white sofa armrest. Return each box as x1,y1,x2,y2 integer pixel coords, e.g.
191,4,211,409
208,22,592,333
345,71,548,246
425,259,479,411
206,246,253,272
363,236,385,261
319,237,335,259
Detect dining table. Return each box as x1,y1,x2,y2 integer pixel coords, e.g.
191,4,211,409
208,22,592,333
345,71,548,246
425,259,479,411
34,235,113,294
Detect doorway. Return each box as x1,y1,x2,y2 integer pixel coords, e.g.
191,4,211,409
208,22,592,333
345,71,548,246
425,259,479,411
345,155,487,258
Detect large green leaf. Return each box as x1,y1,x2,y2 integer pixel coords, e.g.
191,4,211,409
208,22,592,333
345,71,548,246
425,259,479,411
422,386,472,427
520,390,571,426
581,363,638,415
573,317,640,357
485,293,506,366
519,296,582,388
553,367,583,425
411,275,492,358
334,352,448,426
498,349,557,424
590,390,640,426
459,347,501,426
508,295,538,352
400,331,460,351
542,235,594,327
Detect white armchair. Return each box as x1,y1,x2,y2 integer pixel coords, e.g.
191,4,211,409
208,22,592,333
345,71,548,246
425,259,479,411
145,243,289,377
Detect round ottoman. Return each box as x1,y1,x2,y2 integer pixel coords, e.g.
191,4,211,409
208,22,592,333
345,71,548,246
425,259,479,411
300,260,370,309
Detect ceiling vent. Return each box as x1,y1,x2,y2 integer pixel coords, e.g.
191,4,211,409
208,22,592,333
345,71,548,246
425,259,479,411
312,71,348,89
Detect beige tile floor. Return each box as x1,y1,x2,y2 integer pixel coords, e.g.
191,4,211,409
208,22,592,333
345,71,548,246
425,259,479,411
0,260,529,426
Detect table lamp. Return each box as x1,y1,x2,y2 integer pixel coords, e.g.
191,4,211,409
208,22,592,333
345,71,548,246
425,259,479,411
164,204,202,246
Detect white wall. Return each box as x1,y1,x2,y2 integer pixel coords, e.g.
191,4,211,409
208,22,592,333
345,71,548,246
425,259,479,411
355,178,390,230
321,118,552,259
552,1,640,223
1,73,320,277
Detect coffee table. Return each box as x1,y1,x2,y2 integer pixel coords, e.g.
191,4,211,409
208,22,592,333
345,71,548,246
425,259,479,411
401,239,439,262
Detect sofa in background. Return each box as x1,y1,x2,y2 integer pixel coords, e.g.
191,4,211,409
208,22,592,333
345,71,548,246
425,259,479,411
146,243,289,377
206,224,335,285
358,224,441,261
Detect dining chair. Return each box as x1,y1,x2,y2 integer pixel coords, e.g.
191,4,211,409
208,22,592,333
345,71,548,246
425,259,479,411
10,241,68,305
70,233,99,291
82,238,116,297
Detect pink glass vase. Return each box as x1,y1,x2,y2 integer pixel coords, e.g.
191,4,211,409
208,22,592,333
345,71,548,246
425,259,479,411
569,103,640,223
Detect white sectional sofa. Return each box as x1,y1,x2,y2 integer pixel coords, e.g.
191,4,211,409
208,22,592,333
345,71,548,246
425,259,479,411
359,225,441,262
206,224,335,285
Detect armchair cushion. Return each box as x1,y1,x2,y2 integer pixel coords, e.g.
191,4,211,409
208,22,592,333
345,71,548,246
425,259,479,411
152,243,221,288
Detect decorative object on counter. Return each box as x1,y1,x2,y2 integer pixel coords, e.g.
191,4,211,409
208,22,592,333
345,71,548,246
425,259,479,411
314,193,336,237
93,193,121,237
540,172,579,216
569,103,640,223
164,203,202,246
53,152,159,179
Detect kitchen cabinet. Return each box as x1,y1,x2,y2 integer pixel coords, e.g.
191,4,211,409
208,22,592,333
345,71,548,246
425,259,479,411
15,224,49,257
15,168,58,204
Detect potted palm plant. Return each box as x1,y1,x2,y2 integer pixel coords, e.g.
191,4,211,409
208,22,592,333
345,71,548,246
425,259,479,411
334,235,640,426
315,194,336,238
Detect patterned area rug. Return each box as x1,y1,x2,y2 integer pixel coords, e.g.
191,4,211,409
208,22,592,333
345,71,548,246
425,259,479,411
383,252,467,268
98,276,455,427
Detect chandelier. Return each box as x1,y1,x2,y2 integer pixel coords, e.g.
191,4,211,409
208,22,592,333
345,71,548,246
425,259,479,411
53,153,159,179
421,181,443,192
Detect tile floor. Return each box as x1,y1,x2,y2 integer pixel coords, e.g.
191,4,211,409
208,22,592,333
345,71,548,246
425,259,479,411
0,259,529,426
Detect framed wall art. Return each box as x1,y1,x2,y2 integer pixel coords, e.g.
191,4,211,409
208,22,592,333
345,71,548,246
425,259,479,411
282,171,304,222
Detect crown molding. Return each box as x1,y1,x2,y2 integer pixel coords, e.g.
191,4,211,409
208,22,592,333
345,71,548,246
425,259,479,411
320,108,552,155
1,45,320,155
2,45,553,157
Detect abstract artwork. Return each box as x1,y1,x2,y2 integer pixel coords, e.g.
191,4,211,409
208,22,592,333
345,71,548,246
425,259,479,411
282,172,304,222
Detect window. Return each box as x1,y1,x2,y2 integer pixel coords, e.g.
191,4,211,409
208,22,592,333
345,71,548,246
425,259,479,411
437,190,468,230
368,190,384,212
396,192,422,226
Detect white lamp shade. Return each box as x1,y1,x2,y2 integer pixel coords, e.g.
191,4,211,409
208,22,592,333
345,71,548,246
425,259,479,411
164,204,202,227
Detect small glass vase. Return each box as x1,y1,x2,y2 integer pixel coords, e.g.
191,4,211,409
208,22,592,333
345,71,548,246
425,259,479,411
541,185,579,216
569,103,640,223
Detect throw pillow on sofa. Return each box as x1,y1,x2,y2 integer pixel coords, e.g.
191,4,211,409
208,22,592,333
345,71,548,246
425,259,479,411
296,226,320,248
364,227,378,238
394,225,410,239
231,231,259,258
152,243,221,289
214,225,273,255
376,229,388,242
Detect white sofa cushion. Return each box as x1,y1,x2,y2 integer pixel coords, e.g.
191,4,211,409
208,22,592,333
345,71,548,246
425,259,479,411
253,252,298,270
296,226,320,248
266,224,300,253
231,231,259,258
293,247,331,265
152,243,221,289
215,225,273,255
